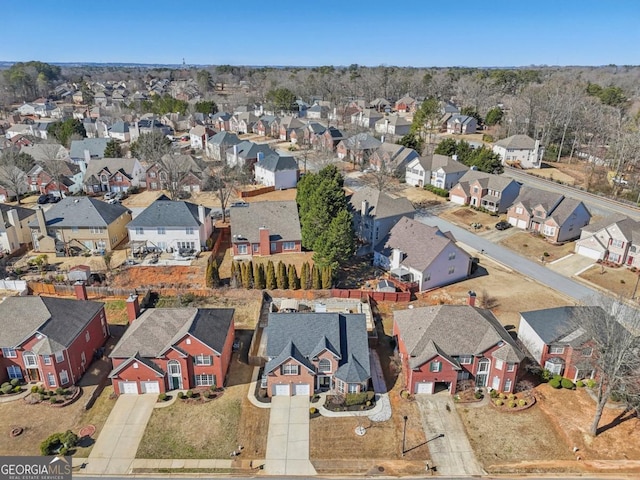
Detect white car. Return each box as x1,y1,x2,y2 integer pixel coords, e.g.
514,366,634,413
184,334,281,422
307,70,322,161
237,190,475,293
104,192,117,200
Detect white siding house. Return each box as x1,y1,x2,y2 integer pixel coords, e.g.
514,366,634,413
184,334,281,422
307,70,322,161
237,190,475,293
254,152,298,190
493,134,544,169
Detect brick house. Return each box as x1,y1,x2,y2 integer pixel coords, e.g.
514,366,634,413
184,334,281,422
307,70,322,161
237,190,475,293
230,201,302,258
145,155,205,193
393,302,524,394
368,143,419,174
518,306,603,382
109,297,235,395
83,158,145,194
574,215,639,264
263,312,370,397
394,96,417,113
337,133,382,165
449,170,521,213
0,283,109,387
26,161,83,196
318,127,344,151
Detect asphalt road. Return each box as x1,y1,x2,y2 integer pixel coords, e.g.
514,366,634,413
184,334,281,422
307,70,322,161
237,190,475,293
503,168,640,220
415,211,598,304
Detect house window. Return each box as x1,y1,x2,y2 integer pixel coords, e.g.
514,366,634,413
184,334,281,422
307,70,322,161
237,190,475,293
237,244,248,254
337,380,345,394
507,363,516,372
151,182,157,189
504,378,512,392
252,243,259,253
135,227,144,235
448,252,456,260
473,187,479,193
81,351,86,366
55,351,64,363
448,266,455,274
582,347,593,357
90,227,105,234
543,225,556,236
549,346,565,354
186,227,194,235
612,239,624,248
424,273,431,282
47,372,56,387
348,384,359,394
7,365,22,379
459,355,473,365
270,242,277,253
281,364,299,375
150,171,157,178
2,348,17,358
429,361,442,373
544,359,564,375
195,374,216,386
85,331,90,343
43,355,51,365
194,354,213,366
283,242,296,251
23,351,37,368
157,227,166,235
318,359,331,373
59,370,69,385
495,359,504,370
515,207,523,214
116,175,123,182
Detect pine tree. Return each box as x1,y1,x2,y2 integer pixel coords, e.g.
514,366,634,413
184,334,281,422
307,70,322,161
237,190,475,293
230,261,240,288
240,262,250,289
312,264,322,290
206,260,220,288
246,260,254,288
288,264,299,290
300,262,310,290
265,260,276,290
321,266,332,289
256,263,266,289
252,261,260,289
276,261,288,290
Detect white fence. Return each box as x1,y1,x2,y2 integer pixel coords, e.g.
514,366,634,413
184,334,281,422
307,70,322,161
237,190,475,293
0,279,28,295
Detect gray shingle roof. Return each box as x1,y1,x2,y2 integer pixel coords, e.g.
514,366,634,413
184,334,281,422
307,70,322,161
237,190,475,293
230,201,301,244
110,121,129,134
548,197,590,225
127,197,210,228
0,296,104,350
349,187,415,220
495,134,536,150
83,158,139,185
228,141,276,160
256,153,298,172
416,154,468,174
70,138,109,160
511,186,564,214
394,305,524,368
28,197,130,229
520,306,606,345
208,131,240,146
344,133,382,151
0,204,35,222
456,169,516,192
110,307,234,358
264,313,371,384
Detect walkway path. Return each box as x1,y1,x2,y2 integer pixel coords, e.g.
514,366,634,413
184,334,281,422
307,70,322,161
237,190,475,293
264,396,316,476
84,394,157,475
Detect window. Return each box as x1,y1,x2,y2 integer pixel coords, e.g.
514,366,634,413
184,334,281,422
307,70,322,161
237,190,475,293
507,363,516,372
55,351,64,363
283,242,296,251
43,355,51,366
7,366,22,379
429,361,441,373
23,352,37,368
90,227,105,234
337,380,345,394
459,355,473,365
133,362,139,369
543,225,556,236
495,359,504,370
116,175,123,182
424,273,431,282
448,266,455,274
237,244,248,254
186,227,194,235
157,227,166,235
85,331,90,343
582,347,593,357
270,242,277,253
348,384,359,393
549,346,565,354
515,207,523,214
47,372,56,387
281,364,299,375
318,359,331,373
59,370,69,385
2,348,16,358
151,182,158,189
194,354,213,366
504,378,512,392
135,227,144,235
149,171,157,178
195,374,216,386
612,239,624,248
252,243,259,253
81,351,86,366
448,251,456,260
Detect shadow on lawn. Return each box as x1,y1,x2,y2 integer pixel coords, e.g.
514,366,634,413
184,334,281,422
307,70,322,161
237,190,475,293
596,408,638,436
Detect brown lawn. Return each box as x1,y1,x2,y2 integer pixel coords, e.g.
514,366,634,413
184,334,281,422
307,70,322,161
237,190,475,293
217,246,314,281
579,264,640,299
103,298,129,325
525,165,577,185
136,355,268,459
0,385,115,457
500,231,576,263
439,205,500,230
109,265,207,290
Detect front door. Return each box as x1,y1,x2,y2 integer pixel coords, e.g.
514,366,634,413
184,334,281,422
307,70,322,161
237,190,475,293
28,369,40,382
167,360,182,390
317,376,331,391
476,359,490,387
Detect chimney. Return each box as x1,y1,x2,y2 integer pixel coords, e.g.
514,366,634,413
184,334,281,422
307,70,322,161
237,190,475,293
257,151,265,163
259,226,270,255
36,206,47,235
361,200,369,217
126,294,140,323
198,204,206,224
84,149,91,163
74,281,88,301
467,290,477,307
6,209,19,228
391,248,403,269
381,135,385,143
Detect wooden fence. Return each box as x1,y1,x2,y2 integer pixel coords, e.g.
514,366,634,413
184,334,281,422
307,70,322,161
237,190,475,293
239,186,275,198
330,288,411,302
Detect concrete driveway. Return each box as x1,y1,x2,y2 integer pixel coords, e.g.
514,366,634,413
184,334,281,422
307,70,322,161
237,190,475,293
84,394,157,475
547,253,594,277
265,396,317,476
415,394,485,477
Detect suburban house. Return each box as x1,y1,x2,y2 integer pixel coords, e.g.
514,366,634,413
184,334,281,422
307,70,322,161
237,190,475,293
374,115,411,137
230,112,258,134
574,215,640,264
507,187,591,243
29,197,132,254
253,152,299,190
306,104,330,120
518,306,602,381
278,116,305,143
0,283,109,387
146,155,205,193
26,160,83,196
69,138,109,164
351,109,384,129
337,133,382,165
230,201,302,258
205,131,241,162
21,144,70,164
189,125,215,150
449,170,521,213
369,143,419,174
108,121,131,142
446,115,478,134
109,299,234,395
369,98,392,112
211,112,232,132
302,122,326,146
0,165,29,203
393,303,525,394
0,204,36,254
394,96,418,113
405,154,469,189
318,126,345,151
127,195,213,254
374,217,472,292
349,187,415,255
253,115,279,138
83,158,145,194
263,312,371,397
226,141,276,169
493,134,544,169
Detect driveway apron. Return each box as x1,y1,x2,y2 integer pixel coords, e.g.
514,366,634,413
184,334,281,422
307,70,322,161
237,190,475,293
416,395,485,477
265,395,317,476
84,394,157,475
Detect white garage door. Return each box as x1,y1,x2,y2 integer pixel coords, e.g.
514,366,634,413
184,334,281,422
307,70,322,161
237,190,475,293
294,384,310,396
577,245,603,260
140,381,160,394
517,219,528,229
120,381,138,394
415,382,434,394
273,384,290,396
450,195,465,206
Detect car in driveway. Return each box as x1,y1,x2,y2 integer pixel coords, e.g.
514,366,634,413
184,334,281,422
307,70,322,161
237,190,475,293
495,221,512,231
104,191,117,200
37,194,49,204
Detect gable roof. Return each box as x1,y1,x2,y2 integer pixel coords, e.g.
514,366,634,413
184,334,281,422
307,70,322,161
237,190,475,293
28,197,130,229
349,187,414,220
414,154,468,174
456,169,516,192
511,186,564,214
547,197,590,225
110,121,129,134
256,152,298,172
0,296,104,351
344,133,382,151
395,305,524,368
228,141,276,160
83,158,139,184
520,306,606,346
265,313,370,384
230,201,301,244
208,131,240,146
375,114,411,127
127,197,210,228
495,134,536,150
0,203,35,222
70,138,109,160
110,307,234,358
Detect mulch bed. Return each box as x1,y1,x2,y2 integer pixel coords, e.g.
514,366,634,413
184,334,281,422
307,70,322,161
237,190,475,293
23,385,82,407
489,392,537,412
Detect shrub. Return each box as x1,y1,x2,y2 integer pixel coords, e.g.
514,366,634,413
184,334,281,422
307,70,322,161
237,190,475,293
494,399,503,406
158,393,167,401
309,407,317,415
0,382,9,389
474,391,483,400
499,393,507,400
518,399,527,407
489,389,499,398
177,392,185,399
482,134,494,143
203,391,211,399
543,251,550,257
508,400,517,408
507,393,516,400
31,385,39,393
561,378,575,389
401,390,410,399
424,184,449,198
10,378,20,387
12,386,21,393
549,378,562,389
186,390,194,398
586,379,596,388
366,400,372,407
49,396,57,404
40,430,78,456
345,392,368,406
1,384,14,394
576,380,584,388
55,387,65,395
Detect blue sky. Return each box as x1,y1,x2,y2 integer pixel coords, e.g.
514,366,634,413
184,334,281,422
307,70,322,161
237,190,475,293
2,0,639,67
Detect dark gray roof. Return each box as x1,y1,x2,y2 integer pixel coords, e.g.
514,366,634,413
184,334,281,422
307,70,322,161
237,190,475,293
456,169,517,192
110,307,234,358
256,153,298,172
520,306,605,345
0,296,104,351
511,186,564,214
228,141,276,160
349,187,414,220
344,133,382,151
548,197,590,225
265,312,371,384
495,134,536,150
28,197,131,229
127,197,210,228
230,201,301,244
70,138,109,160
208,131,241,146
415,154,468,174
0,203,35,222
395,305,524,368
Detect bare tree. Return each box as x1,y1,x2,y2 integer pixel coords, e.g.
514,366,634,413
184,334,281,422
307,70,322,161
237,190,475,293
0,150,34,204
130,130,171,164
39,143,71,197
208,165,250,223
157,154,194,200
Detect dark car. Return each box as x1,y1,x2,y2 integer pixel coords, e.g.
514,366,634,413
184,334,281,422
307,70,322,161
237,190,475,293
495,221,512,231
37,194,49,204
47,194,61,203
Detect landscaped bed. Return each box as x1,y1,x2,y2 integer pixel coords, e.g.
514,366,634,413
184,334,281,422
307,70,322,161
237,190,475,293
323,392,376,412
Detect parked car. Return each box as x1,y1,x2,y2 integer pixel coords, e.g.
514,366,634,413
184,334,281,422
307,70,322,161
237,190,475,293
104,192,117,200
106,198,120,205
37,194,49,204
47,194,60,203
495,221,512,231
115,191,128,201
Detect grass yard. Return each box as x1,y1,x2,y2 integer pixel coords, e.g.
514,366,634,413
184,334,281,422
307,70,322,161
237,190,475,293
136,355,269,459
579,264,640,299
103,299,128,325
500,231,575,263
